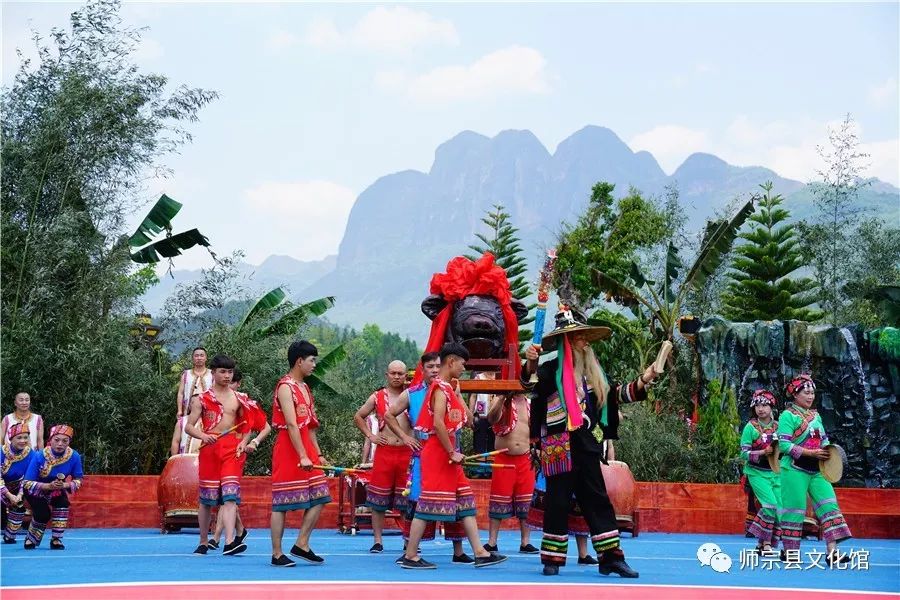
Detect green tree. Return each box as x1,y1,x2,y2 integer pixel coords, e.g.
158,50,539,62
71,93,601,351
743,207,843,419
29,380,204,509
843,217,900,327
722,182,822,322
798,114,871,324
1,0,216,474
466,204,535,345
554,183,669,310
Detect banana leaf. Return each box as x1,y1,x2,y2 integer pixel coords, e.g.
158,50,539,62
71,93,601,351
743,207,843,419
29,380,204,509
129,194,183,247
236,288,287,334
682,199,755,292
256,296,336,339
306,344,348,395
662,242,684,303
130,229,210,263
592,269,643,309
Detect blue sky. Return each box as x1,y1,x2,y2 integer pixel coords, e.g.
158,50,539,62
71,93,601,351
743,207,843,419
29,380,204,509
3,2,898,271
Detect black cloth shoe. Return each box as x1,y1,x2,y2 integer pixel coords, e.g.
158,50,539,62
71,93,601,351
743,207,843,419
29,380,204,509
223,540,247,556
3,536,17,544
543,564,560,576
23,540,35,550
236,529,249,545
578,555,599,565
193,544,208,555
475,553,508,568
50,539,65,550
452,553,474,564
395,553,406,564
519,543,539,554
599,559,639,578
400,557,436,569
207,540,219,550
271,554,296,567
290,545,324,564
483,543,498,553
370,542,384,553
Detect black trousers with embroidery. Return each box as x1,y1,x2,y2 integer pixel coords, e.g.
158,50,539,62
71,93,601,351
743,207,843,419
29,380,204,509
540,449,622,566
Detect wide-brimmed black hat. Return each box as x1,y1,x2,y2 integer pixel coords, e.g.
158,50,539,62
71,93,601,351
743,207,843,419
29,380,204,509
541,305,612,351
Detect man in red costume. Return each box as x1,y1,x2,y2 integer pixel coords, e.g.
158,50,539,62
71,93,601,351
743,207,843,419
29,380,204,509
269,340,332,567
353,360,410,553
400,343,506,569
184,355,268,557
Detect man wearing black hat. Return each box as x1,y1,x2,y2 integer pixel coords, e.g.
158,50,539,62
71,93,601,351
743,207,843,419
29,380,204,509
524,305,659,577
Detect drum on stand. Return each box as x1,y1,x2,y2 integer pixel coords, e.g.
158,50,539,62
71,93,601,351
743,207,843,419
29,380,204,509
600,460,639,536
158,452,200,533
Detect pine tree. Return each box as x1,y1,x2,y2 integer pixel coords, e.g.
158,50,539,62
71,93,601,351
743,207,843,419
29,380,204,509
723,182,823,322
466,204,535,345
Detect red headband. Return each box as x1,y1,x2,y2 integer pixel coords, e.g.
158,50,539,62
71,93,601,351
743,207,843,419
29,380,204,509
50,424,74,440
786,375,816,397
8,422,30,438
750,389,777,407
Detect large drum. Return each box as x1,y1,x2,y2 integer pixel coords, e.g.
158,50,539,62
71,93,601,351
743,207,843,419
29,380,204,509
600,460,639,536
158,453,200,533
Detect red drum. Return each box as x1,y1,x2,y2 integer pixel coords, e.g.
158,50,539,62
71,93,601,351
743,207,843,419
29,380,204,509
600,460,639,536
158,453,199,533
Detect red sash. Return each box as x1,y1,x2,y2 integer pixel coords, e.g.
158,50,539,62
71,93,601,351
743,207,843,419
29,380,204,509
200,389,267,433
374,388,389,431
492,396,529,437
787,406,816,442
414,378,467,435
272,375,319,430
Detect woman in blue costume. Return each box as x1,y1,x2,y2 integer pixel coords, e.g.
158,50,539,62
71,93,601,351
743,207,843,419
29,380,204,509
1,422,35,543
23,424,84,550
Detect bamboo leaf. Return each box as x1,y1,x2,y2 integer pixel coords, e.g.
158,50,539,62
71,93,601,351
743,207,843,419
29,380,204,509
128,194,182,247
129,228,210,263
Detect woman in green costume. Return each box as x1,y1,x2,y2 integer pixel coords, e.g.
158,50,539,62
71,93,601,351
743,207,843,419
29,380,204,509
777,374,851,565
740,389,780,553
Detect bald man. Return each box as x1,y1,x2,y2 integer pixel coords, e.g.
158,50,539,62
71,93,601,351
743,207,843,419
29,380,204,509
353,360,411,553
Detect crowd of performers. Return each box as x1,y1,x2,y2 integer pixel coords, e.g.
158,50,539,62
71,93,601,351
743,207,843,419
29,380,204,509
0,309,855,575
740,376,853,565
0,390,84,550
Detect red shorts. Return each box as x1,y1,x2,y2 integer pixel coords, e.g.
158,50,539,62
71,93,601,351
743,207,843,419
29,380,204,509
414,437,476,522
488,453,535,520
271,428,332,512
198,434,245,506
366,444,412,512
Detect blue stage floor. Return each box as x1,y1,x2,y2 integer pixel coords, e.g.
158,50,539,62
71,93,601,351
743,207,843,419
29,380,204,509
2,529,898,595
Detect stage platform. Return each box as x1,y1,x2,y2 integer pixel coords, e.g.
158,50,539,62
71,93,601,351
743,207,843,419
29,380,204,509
2,529,897,599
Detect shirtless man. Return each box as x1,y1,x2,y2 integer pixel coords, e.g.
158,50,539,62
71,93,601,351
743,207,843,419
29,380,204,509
184,355,267,556
484,391,538,554
353,360,409,553
385,353,470,564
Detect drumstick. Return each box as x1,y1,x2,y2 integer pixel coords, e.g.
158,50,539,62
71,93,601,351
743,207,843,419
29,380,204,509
450,448,509,464
200,421,246,448
462,461,515,469
308,464,370,474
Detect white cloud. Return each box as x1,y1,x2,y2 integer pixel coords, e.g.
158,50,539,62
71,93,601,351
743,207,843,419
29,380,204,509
630,116,899,187
629,125,711,173
378,46,550,105
243,180,357,258
868,77,898,107
302,6,458,53
266,29,301,52
861,138,900,187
